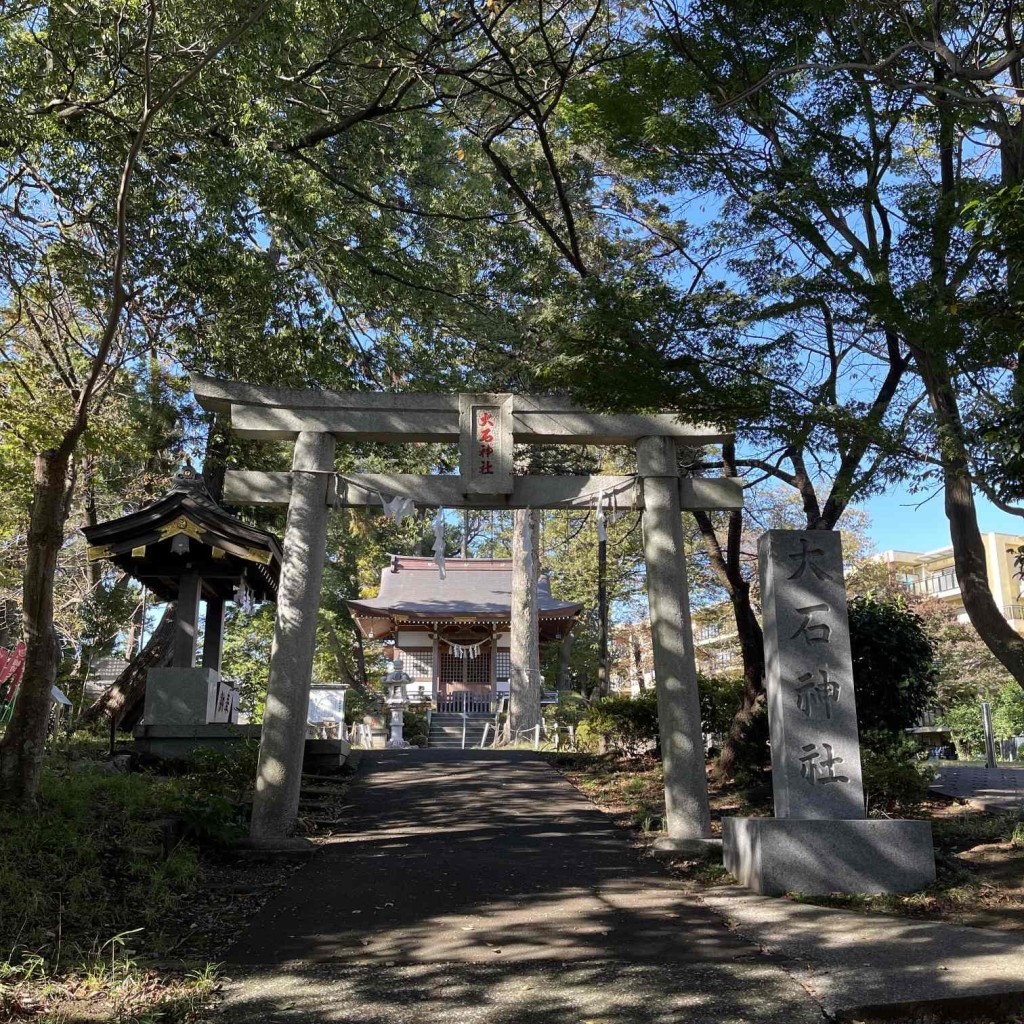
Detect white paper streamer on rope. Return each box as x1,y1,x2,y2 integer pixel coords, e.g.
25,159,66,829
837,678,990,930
595,489,607,543
432,508,447,579
444,640,484,659
381,494,416,527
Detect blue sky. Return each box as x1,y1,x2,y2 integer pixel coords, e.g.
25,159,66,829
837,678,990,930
862,484,1024,553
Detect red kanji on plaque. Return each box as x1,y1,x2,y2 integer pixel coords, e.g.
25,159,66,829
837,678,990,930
478,409,496,467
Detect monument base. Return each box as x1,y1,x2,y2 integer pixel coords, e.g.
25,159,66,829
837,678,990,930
723,817,936,896
134,724,351,771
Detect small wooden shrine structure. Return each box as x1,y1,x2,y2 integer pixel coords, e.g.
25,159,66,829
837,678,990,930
83,468,282,676
82,469,283,753
347,556,580,712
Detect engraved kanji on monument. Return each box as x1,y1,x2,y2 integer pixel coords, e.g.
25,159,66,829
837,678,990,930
760,530,865,820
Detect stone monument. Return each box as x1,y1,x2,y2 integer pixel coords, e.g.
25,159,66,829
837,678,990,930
722,530,936,895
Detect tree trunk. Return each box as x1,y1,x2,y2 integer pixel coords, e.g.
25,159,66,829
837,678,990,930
0,600,20,650
912,346,1024,688
597,529,608,696
556,629,575,690
509,508,541,737
713,586,766,782
0,451,71,807
202,413,232,503
691,442,768,781
80,603,176,727
631,628,646,690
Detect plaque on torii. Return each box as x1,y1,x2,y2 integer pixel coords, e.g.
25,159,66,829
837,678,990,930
459,393,513,496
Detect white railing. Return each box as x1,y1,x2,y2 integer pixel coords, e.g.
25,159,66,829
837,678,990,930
438,691,494,714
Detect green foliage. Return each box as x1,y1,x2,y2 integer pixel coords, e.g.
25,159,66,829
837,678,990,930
698,675,744,736
860,732,935,816
916,599,1015,706
940,701,987,759
221,604,275,721
848,595,938,733
992,682,1024,738
402,709,427,747
941,684,1024,759
543,690,592,730
0,766,201,964
577,690,659,757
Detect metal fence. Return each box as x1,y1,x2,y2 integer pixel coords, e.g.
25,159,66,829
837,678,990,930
909,568,958,596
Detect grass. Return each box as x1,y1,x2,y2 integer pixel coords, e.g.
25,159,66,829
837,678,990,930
545,750,1024,929
0,734,275,1021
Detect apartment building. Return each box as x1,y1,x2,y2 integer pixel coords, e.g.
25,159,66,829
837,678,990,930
876,533,1024,632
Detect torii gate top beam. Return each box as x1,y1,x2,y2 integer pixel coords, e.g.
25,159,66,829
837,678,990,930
192,375,730,447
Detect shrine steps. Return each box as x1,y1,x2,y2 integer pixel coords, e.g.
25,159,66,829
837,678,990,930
427,712,494,749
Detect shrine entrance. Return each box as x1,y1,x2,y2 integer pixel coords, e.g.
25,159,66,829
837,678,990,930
192,377,742,851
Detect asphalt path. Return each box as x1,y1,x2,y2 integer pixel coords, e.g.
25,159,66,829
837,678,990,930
218,749,821,1023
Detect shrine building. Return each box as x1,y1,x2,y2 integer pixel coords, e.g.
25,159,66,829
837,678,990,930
346,556,581,712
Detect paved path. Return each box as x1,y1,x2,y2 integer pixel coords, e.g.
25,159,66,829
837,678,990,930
219,750,821,1023
219,750,1024,1022
932,764,1024,810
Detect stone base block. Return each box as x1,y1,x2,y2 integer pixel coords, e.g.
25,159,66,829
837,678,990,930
651,836,723,860
723,817,935,896
134,725,351,772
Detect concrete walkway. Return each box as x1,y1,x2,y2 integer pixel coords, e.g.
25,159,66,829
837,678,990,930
932,763,1024,811
218,750,1024,1022
218,750,821,1023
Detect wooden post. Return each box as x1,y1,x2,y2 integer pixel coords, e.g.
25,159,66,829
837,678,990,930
489,625,498,708
637,436,714,850
202,597,225,674
172,572,202,669
250,431,335,841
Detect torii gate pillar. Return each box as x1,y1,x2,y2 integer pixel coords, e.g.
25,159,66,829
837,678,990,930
250,430,335,840
637,436,715,852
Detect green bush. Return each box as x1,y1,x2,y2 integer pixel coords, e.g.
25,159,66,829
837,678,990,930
543,691,591,730
402,709,427,746
939,701,986,758
578,690,659,757
698,674,744,736
849,595,938,733
860,732,935,815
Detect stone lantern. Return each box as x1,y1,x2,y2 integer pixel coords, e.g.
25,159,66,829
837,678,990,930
384,659,412,748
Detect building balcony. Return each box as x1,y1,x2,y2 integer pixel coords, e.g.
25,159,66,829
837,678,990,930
694,622,738,645
908,569,959,597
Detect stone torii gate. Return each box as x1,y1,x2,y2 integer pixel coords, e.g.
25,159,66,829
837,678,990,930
193,377,742,850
